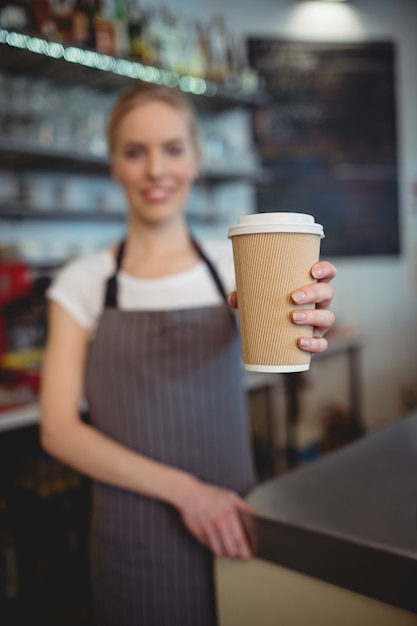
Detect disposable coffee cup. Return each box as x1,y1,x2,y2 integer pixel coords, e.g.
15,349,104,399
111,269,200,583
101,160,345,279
228,212,324,373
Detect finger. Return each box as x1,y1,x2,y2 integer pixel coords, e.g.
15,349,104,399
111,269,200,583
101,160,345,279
216,515,252,559
227,291,238,309
229,497,254,558
234,498,258,515
311,261,337,282
291,282,334,307
292,308,335,330
231,519,252,559
298,335,328,353
204,526,225,558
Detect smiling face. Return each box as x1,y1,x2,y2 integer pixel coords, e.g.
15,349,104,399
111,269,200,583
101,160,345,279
110,99,200,227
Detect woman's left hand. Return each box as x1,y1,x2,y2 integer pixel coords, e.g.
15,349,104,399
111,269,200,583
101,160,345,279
228,260,337,355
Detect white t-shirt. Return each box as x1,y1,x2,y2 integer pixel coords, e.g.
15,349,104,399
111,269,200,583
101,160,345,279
47,240,236,334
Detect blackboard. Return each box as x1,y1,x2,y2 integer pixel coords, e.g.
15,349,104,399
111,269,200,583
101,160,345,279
247,39,399,257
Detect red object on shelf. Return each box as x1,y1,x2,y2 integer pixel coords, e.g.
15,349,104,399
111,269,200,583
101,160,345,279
0,317,5,354
0,259,33,353
0,367,41,393
0,260,32,308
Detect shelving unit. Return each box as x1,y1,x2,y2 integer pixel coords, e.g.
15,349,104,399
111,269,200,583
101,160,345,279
0,30,267,110
0,30,266,231
0,202,125,222
0,140,266,182
0,139,111,174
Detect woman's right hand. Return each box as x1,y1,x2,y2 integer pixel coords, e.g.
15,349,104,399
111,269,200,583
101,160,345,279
178,479,253,559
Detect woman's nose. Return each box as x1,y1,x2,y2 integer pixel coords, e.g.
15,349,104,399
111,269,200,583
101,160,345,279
146,150,165,179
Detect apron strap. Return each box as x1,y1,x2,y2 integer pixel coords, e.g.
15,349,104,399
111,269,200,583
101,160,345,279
103,237,235,321
190,237,229,304
104,240,126,308
190,237,237,328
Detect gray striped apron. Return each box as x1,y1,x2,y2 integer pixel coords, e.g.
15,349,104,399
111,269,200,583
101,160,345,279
85,240,256,626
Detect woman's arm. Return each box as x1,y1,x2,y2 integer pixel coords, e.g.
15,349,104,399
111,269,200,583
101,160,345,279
40,301,191,503
40,301,252,558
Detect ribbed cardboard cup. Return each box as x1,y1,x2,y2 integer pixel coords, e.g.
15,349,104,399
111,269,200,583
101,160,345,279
228,213,324,373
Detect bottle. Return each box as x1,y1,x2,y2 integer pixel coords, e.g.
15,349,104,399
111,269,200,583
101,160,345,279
94,0,129,57
71,0,92,47
0,0,30,33
206,13,229,84
28,0,54,38
186,19,208,79
127,0,144,60
48,0,75,44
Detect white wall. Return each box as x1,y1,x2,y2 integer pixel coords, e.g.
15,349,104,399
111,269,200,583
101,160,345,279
164,0,417,430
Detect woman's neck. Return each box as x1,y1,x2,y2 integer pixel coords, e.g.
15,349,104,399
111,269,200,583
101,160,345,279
120,216,200,279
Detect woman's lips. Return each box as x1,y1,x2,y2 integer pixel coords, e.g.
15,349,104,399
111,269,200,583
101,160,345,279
141,186,173,202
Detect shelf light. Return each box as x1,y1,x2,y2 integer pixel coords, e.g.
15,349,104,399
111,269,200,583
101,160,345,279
0,29,211,97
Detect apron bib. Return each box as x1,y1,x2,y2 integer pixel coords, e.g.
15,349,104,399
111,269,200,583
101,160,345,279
85,240,255,626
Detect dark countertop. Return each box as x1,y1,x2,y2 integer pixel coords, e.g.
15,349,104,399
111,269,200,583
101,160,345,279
243,412,417,614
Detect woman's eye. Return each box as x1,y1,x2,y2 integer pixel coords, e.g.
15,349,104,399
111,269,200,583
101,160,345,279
124,149,143,158
167,144,185,156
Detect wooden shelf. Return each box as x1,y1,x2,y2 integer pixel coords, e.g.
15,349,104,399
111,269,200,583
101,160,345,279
0,201,125,222
0,141,267,184
0,402,39,433
0,139,110,173
0,31,267,112
198,168,269,185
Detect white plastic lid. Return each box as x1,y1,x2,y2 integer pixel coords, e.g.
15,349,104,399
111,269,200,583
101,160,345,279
228,212,324,238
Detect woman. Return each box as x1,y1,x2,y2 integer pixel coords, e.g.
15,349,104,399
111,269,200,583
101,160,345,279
40,82,336,626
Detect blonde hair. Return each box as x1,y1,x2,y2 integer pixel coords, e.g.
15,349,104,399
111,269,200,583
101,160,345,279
107,82,201,158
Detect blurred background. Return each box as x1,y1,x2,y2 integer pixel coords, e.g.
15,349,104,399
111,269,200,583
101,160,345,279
0,0,416,623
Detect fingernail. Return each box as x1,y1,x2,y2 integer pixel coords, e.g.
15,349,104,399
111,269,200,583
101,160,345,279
293,311,307,322
312,267,323,278
299,338,311,348
292,290,306,304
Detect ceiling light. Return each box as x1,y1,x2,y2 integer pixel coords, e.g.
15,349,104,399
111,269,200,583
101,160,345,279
295,0,352,3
